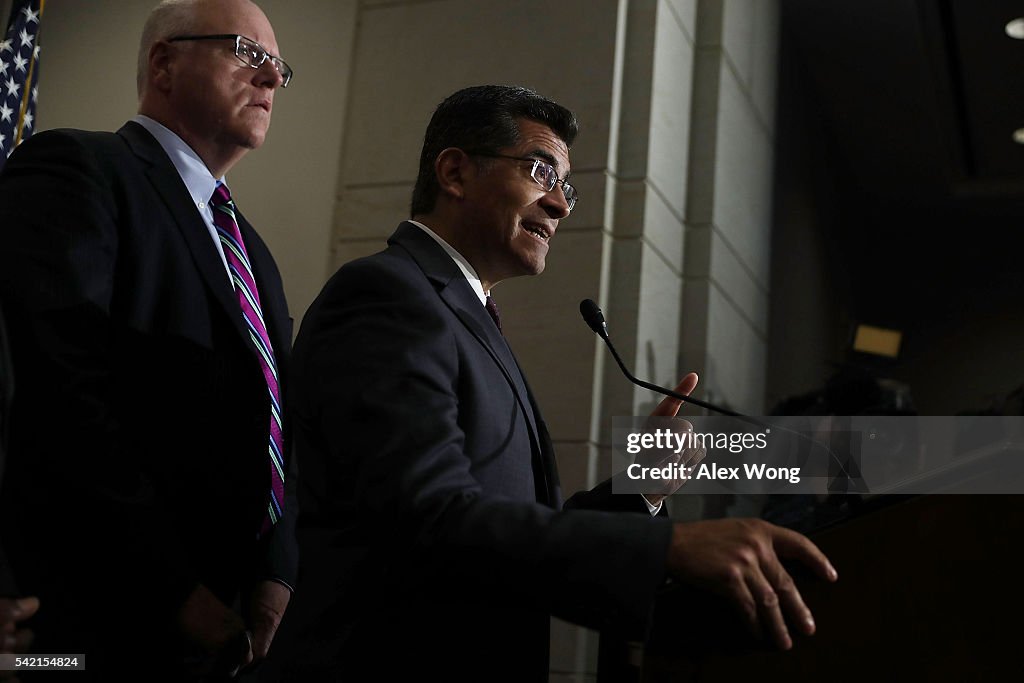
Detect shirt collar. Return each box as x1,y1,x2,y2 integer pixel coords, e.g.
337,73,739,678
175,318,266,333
132,114,224,210
407,220,488,306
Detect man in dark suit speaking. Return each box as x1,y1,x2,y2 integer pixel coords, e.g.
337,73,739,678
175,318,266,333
0,0,295,677
270,85,837,681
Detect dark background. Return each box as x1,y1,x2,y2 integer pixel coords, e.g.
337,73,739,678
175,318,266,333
769,0,1024,416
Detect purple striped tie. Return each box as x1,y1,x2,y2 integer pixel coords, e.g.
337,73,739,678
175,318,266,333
210,183,284,537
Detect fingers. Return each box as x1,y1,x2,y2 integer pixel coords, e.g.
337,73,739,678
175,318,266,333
0,597,39,655
668,519,835,651
750,526,835,647
650,372,699,417
245,580,288,662
772,526,839,583
0,597,39,626
758,527,838,647
744,565,792,650
723,567,762,643
249,622,274,661
14,597,39,622
1,626,35,654
684,445,706,469
242,629,256,666
10,627,34,653
717,530,801,650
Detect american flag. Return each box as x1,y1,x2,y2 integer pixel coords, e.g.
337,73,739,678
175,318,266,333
0,0,43,171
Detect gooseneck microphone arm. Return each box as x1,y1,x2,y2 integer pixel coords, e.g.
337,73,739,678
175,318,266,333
579,299,742,417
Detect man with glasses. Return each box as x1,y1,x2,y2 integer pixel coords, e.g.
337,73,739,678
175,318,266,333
0,1,295,678
268,85,836,681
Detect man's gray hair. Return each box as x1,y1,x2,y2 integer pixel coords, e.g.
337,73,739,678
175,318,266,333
136,0,201,97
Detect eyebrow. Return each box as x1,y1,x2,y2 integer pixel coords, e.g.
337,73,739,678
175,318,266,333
525,148,571,179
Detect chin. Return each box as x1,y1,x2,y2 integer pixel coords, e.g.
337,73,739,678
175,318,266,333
242,131,268,150
525,260,546,277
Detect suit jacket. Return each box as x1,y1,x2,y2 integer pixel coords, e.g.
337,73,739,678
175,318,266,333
266,222,671,681
0,122,296,674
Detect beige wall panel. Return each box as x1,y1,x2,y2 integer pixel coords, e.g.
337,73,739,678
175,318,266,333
611,179,647,239
341,0,620,188
330,237,390,272
679,277,711,382
608,0,657,181
749,0,779,135
633,241,684,411
711,61,773,289
647,1,695,219
665,0,698,41
613,180,685,272
335,185,412,240
722,0,755,86
706,284,766,412
683,40,721,225
709,226,769,335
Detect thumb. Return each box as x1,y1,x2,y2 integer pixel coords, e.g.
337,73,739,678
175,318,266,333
0,597,40,624
651,372,699,417
13,598,40,622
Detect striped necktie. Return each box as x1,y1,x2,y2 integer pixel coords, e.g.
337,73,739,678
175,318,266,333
210,183,284,536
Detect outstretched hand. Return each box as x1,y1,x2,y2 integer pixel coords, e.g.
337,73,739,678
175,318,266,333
667,518,837,650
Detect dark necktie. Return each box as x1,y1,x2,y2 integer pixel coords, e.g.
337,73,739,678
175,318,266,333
485,295,502,334
209,183,285,536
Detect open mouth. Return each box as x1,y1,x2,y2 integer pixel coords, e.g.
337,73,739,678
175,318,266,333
523,222,552,242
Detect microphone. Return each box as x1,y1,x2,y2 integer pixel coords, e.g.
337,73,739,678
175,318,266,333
579,298,609,340
579,299,742,418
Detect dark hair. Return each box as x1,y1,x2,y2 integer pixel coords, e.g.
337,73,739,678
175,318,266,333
409,85,578,217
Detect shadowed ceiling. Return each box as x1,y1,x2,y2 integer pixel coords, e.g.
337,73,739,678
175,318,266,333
780,0,1024,330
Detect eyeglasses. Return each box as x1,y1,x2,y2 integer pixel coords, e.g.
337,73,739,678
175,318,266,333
471,152,578,212
167,34,293,87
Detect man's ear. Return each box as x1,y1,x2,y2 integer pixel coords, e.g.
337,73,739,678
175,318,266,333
149,41,175,93
435,147,472,201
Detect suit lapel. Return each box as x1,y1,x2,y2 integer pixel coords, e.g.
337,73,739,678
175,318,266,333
444,293,542,449
117,122,252,347
517,360,562,508
389,223,545,472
